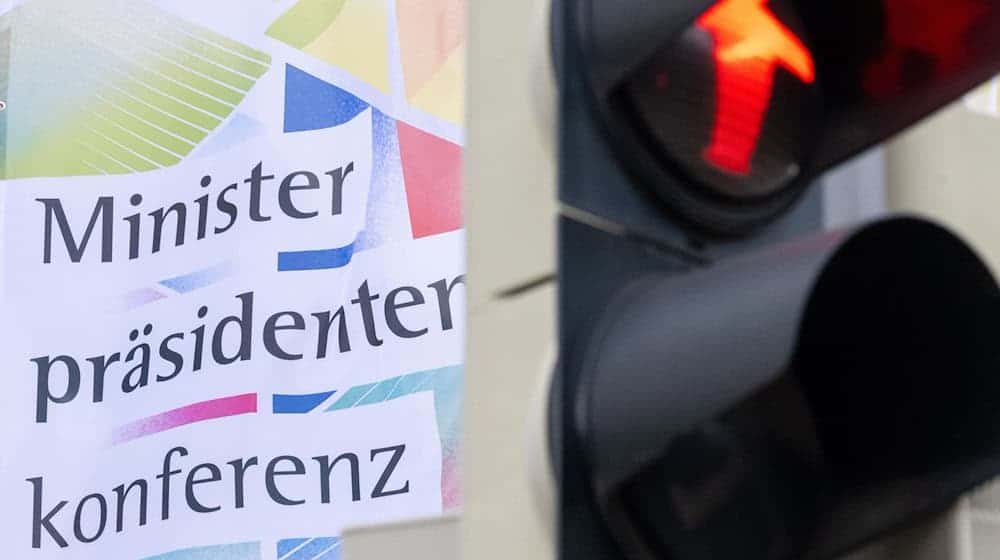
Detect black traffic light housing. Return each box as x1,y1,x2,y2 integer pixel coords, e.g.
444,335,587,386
573,219,1000,560
563,0,1000,236
555,1,1000,559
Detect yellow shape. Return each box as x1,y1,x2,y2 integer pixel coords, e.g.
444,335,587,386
410,44,464,125
303,0,389,93
396,0,465,98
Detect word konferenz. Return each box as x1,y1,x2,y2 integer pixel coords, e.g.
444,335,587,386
28,443,410,549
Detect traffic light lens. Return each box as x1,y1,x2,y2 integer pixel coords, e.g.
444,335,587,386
864,0,987,100
622,0,821,201
698,0,815,176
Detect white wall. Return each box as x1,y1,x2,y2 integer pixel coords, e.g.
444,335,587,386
463,0,558,559
886,95,1000,560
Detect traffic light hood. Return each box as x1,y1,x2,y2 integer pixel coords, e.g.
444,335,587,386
574,216,1000,559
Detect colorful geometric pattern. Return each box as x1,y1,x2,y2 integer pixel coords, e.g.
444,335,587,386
267,0,389,93
278,242,358,272
277,537,341,560
397,122,463,239
267,0,464,124
112,393,258,445
284,64,370,132
273,391,338,414
0,22,9,180
2,0,270,179
355,108,410,251
281,66,462,263
110,365,461,511
159,262,239,294
3,1,464,555
396,0,465,124
141,542,261,560
118,261,238,311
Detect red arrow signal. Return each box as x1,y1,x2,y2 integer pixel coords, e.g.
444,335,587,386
697,0,815,177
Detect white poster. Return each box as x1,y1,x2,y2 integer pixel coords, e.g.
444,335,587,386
0,0,465,557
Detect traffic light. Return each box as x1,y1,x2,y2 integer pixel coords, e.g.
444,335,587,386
555,1,1000,559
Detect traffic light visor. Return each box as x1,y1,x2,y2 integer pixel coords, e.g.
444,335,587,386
574,217,1000,559
578,0,1000,231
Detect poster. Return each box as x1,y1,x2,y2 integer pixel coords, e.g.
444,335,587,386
0,0,465,558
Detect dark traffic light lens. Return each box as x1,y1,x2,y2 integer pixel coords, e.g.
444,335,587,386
622,0,821,201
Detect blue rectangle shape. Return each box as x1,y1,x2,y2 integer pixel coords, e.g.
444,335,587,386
278,243,355,271
277,539,309,558
143,542,260,560
160,261,235,293
272,391,337,414
315,543,341,560
284,538,339,560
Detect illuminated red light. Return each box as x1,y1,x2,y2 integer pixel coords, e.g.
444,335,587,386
697,0,815,176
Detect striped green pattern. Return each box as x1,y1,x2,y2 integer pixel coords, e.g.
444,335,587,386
0,23,10,179
4,0,271,179
265,0,348,49
326,367,460,412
